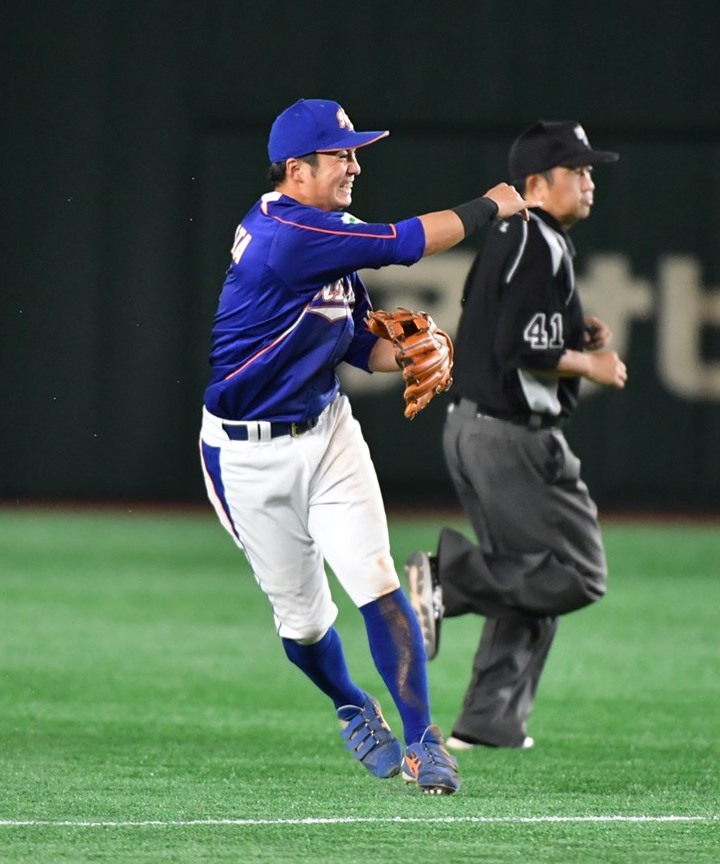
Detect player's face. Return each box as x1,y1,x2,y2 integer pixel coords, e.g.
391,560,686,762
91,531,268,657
305,149,361,211
539,165,595,228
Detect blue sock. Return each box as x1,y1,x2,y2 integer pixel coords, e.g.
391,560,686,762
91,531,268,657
282,627,366,710
360,588,431,744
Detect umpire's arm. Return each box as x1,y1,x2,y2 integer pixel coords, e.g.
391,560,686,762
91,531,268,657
554,349,628,389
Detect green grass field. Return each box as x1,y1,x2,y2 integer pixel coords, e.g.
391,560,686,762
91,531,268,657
1,507,718,863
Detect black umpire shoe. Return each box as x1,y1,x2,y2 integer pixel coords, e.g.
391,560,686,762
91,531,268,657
405,551,444,660
446,733,535,751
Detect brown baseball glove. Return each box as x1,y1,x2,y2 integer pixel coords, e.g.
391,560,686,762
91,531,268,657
366,307,454,419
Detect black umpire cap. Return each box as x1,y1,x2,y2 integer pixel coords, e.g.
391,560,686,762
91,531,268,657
509,121,618,182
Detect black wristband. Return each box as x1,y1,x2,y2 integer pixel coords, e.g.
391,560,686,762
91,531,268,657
451,197,499,237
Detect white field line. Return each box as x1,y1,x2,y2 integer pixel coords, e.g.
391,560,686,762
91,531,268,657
0,815,717,828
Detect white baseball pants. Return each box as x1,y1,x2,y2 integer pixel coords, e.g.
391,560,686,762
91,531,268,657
199,394,400,641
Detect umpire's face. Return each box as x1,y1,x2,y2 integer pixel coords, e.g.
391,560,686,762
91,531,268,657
531,165,596,229
296,148,361,212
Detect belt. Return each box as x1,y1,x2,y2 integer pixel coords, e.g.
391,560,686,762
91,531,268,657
455,397,567,430
222,416,319,441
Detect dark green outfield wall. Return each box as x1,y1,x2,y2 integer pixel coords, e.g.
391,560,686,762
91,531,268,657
2,1,719,509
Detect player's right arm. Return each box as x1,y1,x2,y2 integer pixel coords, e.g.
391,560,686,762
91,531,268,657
265,185,531,284
419,183,533,257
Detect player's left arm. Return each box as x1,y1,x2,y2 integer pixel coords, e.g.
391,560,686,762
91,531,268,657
368,336,401,372
339,273,388,372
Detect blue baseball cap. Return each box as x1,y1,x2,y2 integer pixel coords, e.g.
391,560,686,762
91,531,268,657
268,99,389,162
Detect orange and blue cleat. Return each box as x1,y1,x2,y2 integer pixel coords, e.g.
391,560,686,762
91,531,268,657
401,725,461,795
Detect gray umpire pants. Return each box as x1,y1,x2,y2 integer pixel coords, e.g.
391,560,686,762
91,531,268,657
439,398,607,747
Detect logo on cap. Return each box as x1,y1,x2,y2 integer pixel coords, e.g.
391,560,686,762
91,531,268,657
336,107,354,131
574,124,589,146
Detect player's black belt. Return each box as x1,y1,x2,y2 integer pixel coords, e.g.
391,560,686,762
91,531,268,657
222,416,319,440
454,397,567,430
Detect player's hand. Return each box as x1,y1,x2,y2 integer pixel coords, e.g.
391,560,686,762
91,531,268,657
483,182,538,222
587,351,627,389
584,315,611,351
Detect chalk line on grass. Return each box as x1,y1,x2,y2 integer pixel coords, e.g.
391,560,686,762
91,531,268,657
0,815,717,828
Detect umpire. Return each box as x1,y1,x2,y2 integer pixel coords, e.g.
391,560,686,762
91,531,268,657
406,121,626,750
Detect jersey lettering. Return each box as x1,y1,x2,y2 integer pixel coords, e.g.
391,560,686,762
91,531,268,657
319,280,342,302
309,279,356,321
523,312,564,349
231,225,252,264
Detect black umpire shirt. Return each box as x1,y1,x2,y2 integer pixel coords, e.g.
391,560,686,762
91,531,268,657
452,208,586,421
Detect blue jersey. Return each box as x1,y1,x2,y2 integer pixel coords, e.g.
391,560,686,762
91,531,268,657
203,192,426,422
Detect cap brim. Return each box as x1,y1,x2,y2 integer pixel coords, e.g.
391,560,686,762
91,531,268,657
562,148,619,167
316,130,389,153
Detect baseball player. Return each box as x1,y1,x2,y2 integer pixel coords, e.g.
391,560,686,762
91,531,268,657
199,98,530,794
406,121,626,751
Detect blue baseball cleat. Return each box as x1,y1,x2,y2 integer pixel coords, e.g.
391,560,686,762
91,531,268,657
337,693,403,779
401,724,461,795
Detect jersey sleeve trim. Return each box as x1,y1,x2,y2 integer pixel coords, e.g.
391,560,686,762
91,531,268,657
504,219,529,284
270,214,398,240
